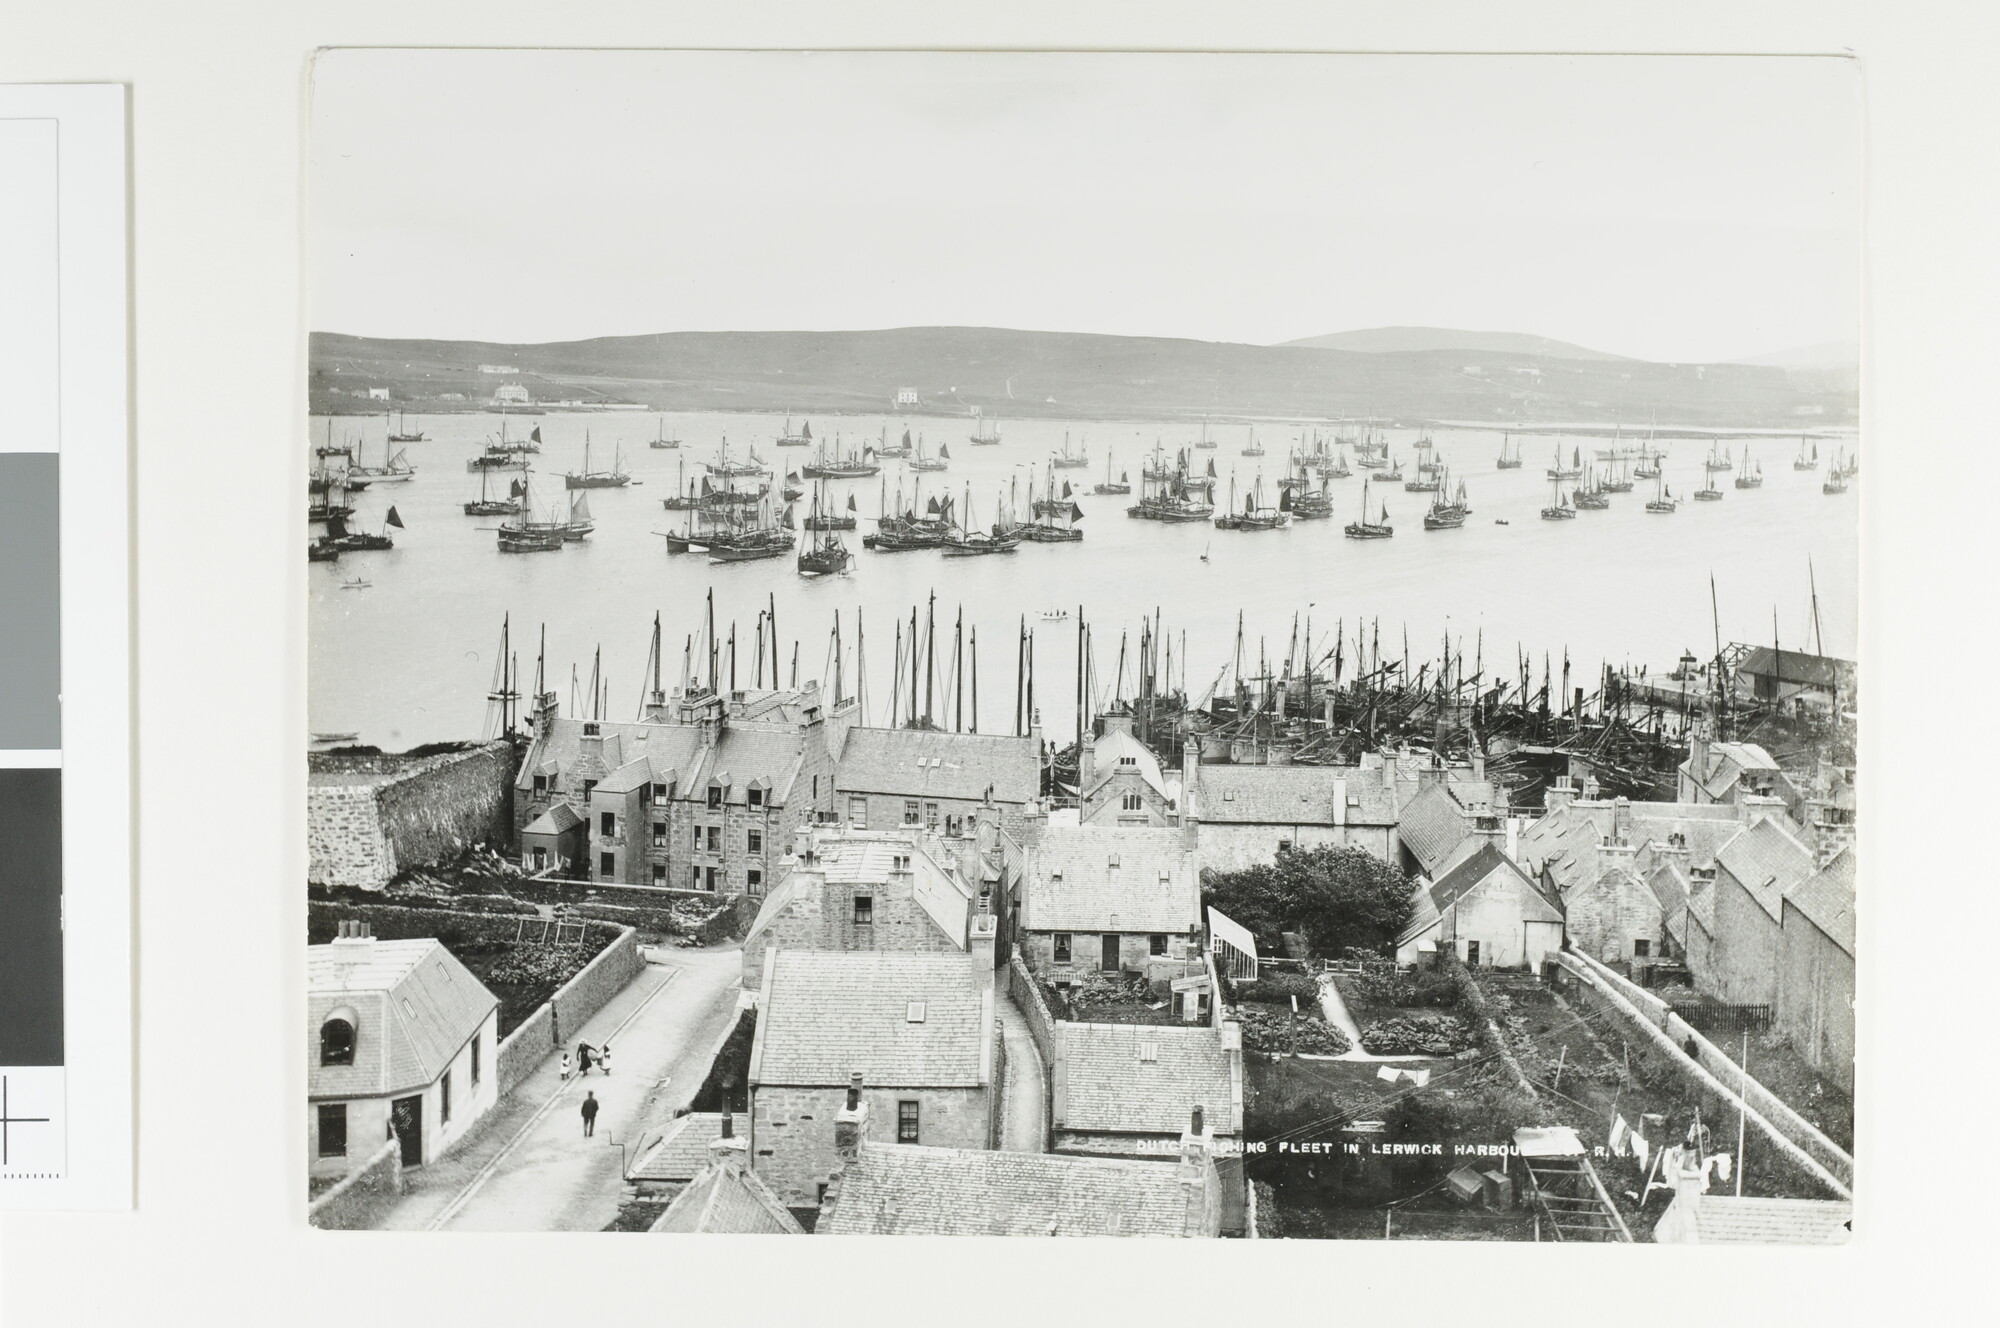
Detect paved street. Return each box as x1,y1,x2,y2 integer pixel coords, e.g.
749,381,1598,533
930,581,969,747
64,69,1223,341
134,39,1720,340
374,942,745,1232
995,989,1048,1153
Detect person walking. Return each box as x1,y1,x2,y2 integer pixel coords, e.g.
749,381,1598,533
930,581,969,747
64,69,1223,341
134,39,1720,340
597,1044,612,1076
559,1050,573,1082
576,1041,595,1076
581,1091,599,1138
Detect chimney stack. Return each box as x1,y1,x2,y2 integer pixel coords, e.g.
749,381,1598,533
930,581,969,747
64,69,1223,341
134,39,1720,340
833,1073,870,1164
968,908,998,990
333,919,376,944
708,1110,750,1172
1612,796,1633,846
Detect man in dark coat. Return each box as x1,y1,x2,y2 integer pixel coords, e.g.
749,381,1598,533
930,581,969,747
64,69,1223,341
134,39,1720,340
581,1091,599,1138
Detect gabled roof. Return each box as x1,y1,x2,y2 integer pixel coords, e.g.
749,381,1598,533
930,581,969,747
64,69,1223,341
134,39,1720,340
650,1154,804,1234
1058,1023,1239,1136
1714,816,1817,923
1397,781,1479,875
818,1142,1207,1236
1784,847,1855,957
1682,741,1782,800
518,712,813,806
628,1112,728,1183
1736,646,1849,689
752,951,988,1088
1020,826,1198,935
1084,729,1173,802
1644,858,1692,916
1520,799,1746,897
594,758,655,796
1428,840,1561,919
307,939,497,1099
1191,762,1400,827
832,726,1039,804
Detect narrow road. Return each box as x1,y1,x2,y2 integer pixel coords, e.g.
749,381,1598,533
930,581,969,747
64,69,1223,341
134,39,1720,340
995,989,1047,1153
375,943,744,1232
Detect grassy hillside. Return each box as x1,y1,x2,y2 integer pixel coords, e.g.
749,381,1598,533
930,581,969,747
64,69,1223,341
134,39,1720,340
310,325,1854,428
1278,326,1628,362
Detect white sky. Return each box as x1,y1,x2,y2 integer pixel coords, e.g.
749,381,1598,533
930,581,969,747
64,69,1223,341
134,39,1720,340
310,50,1860,362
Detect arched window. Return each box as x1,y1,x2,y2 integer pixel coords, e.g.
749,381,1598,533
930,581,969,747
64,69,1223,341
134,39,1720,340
320,1008,357,1066
1122,792,1143,812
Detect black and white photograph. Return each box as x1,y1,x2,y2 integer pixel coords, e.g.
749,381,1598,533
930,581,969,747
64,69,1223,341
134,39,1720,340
302,49,1858,1241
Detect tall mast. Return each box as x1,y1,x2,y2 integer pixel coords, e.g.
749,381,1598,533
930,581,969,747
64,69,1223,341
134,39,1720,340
1015,617,1026,736
855,609,867,725
970,625,979,734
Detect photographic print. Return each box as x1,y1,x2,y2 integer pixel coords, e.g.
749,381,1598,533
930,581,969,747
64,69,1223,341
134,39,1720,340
304,50,1857,1241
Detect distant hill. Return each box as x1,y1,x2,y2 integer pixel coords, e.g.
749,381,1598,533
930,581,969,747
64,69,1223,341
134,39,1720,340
1277,326,1629,362
310,325,1853,428
1728,341,1860,370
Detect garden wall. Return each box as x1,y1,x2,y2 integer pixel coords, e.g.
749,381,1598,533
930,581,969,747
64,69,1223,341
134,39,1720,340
548,925,646,1049
1556,949,1853,1187
1551,950,1851,1197
306,1137,402,1230
496,1002,555,1094
308,741,516,890
1007,947,1056,1139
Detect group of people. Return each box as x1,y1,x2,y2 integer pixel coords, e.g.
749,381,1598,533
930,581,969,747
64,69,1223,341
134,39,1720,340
563,1041,612,1137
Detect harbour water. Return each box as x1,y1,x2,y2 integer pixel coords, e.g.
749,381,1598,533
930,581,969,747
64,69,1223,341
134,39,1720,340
310,410,1858,750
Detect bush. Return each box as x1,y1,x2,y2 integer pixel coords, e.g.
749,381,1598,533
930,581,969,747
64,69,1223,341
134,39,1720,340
1352,968,1459,1010
1239,1006,1352,1056
1235,973,1321,1005
1202,844,1417,958
1360,1014,1477,1056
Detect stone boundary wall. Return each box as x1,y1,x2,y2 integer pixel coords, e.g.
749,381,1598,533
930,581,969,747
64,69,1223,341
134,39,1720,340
307,1137,402,1230
549,926,646,1050
496,1002,555,1094
1560,948,1853,1186
308,740,517,890
1008,947,1057,1140
521,879,759,944
1552,951,1851,1198
1443,950,1544,1103
306,900,607,952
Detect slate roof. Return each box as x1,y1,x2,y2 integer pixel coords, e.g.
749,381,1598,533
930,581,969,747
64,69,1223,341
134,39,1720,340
1520,799,1746,897
1020,826,1198,935
1664,1194,1852,1245
1784,847,1855,957
1685,875,1717,934
522,803,584,835
1191,762,1399,827
1644,858,1692,916
650,1155,804,1234
817,1142,1205,1236
628,1112,728,1183
1737,646,1849,689
1058,1023,1239,1136
1397,782,1479,875
1683,741,1782,800
1428,840,1560,918
833,726,1039,804
1715,816,1817,923
518,712,811,806
1084,729,1174,802
307,939,496,1099
752,951,988,1087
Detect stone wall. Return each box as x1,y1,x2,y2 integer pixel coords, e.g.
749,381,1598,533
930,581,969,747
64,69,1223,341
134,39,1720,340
496,1002,555,1094
549,925,646,1050
307,1136,403,1230
309,740,517,890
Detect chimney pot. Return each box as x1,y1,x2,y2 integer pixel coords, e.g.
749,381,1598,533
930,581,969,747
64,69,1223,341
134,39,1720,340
1190,1105,1205,1135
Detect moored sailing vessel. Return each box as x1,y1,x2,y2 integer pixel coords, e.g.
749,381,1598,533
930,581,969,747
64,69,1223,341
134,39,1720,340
1343,477,1393,539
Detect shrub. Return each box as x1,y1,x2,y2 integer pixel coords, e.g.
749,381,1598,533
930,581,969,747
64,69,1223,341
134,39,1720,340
1352,968,1459,1009
1360,1014,1477,1056
1235,973,1321,1005
1202,845,1417,957
1238,1006,1352,1056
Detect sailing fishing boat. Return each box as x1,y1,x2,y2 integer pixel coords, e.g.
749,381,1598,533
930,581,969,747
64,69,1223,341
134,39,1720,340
943,483,1024,555
706,494,797,563
1733,445,1763,489
1423,474,1471,529
1694,454,1725,501
496,468,567,552
1403,455,1441,493
1380,453,1404,482
1793,435,1818,471
1050,431,1090,470
1093,450,1131,495
386,410,426,443
776,415,813,447
969,411,1002,446
649,416,681,449
1325,443,1353,479
1414,432,1441,477
1240,427,1264,459
1822,448,1850,494
1031,471,1078,519
1540,475,1576,520
1127,450,1214,522
911,435,950,473
464,462,526,516
1645,471,1678,514
805,490,859,531
1706,439,1734,472
1547,444,1582,481
565,434,631,489
1343,477,1393,539
1496,432,1523,470
323,504,401,551
469,421,540,471
1214,473,1290,531
558,490,595,540
878,425,912,460
349,426,415,483
1194,417,1217,449
801,433,880,479
797,483,854,576
1572,469,1610,510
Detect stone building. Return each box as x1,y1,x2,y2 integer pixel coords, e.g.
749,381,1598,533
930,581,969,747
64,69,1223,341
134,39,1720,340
1775,847,1855,1091
512,682,851,897
817,1089,1224,1237
1050,1020,1243,1158
1015,823,1201,982
831,723,1041,840
1395,839,1565,970
1697,815,1818,1006
647,1115,804,1234
739,820,1003,990
307,924,499,1178
1077,713,1181,827
746,950,999,1211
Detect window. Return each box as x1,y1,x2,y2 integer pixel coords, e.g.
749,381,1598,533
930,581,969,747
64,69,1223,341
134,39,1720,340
441,1069,452,1125
599,852,615,877
1119,755,1137,766
747,869,762,890
706,826,721,853
600,811,616,838
532,774,547,795
892,854,911,872
1633,939,1651,958
531,847,548,871
817,1182,829,1205
1150,934,1169,956
638,784,651,806
707,786,723,810
1122,792,1142,811
848,796,867,828
1466,940,1481,966
470,1032,482,1087
690,866,702,888
1053,933,1072,963
582,779,597,798
903,800,921,825
854,896,874,925
924,801,939,829
319,1015,356,1067
316,1104,348,1158
652,783,670,802
747,829,763,854
652,821,667,846
652,864,667,884
748,787,764,809
897,1100,920,1144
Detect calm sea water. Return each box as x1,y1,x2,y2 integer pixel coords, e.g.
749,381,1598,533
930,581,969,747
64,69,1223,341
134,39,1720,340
309,410,1858,750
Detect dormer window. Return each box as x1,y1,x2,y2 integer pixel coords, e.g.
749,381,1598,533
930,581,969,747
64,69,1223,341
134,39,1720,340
707,785,723,810
652,782,670,802
748,786,765,809
319,1010,357,1067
